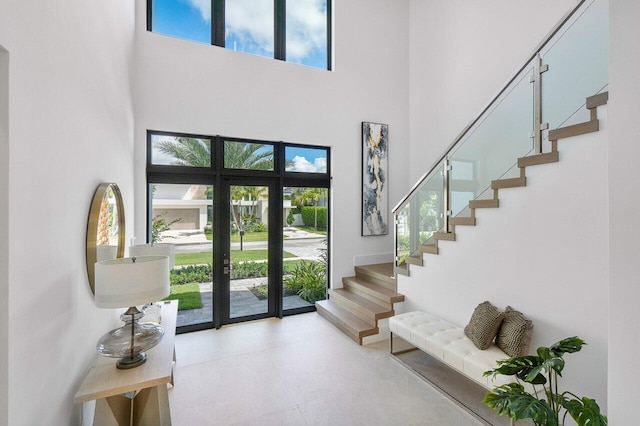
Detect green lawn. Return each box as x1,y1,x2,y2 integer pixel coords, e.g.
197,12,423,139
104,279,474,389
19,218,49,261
163,282,203,310
174,249,296,266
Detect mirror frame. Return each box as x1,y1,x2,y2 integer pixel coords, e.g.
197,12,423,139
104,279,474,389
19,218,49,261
86,183,125,294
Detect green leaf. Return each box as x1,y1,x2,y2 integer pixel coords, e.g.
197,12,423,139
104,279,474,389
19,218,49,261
483,383,558,425
537,346,551,360
563,397,608,426
550,337,586,357
485,356,547,385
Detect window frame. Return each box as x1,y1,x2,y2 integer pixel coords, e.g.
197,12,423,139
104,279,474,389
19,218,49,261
147,0,332,70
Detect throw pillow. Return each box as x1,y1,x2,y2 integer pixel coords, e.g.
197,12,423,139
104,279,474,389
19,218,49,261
496,306,534,357
464,301,504,350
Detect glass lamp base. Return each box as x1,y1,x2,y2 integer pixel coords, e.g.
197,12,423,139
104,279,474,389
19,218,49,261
96,306,165,369
117,351,147,369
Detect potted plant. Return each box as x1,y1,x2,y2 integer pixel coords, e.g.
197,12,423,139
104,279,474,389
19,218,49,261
483,337,607,426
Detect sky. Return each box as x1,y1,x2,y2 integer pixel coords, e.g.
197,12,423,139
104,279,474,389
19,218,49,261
152,0,328,69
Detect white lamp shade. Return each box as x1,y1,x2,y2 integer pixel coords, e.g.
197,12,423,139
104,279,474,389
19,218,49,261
129,243,175,269
95,256,170,308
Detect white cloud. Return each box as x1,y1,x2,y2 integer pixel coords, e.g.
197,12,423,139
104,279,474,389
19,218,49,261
288,155,327,173
286,0,327,61
225,0,274,53
184,0,211,22
185,0,326,60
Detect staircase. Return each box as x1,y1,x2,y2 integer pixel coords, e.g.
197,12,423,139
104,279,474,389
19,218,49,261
316,263,404,344
399,92,608,274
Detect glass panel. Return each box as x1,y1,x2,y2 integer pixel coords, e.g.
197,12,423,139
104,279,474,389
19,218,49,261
223,141,274,171
541,0,608,130
286,0,328,69
152,0,212,44
225,0,274,59
448,66,534,217
283,187,328,310
150,183,214,328
284,146,328,173
229,185,270,318
150,134,212,167
394,164,445,266
395,203,411,268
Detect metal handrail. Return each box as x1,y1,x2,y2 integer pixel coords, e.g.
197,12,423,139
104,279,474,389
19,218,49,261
392,0,587,214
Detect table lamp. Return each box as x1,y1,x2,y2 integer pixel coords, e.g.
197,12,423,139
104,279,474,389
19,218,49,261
129,243,175,269
94,256,170,369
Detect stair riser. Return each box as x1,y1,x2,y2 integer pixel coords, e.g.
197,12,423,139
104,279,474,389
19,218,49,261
316,304,362,344
354,270,397,291
354,265,396,288
433,232,456,241
328,290,392,324
342,278,403,305
517,151,559,167
469,199,499,209
316,304,379,344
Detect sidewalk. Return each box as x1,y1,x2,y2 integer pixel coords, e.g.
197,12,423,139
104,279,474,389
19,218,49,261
159,226,325,246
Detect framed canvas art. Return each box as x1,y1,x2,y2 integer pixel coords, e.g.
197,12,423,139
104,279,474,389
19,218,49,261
362,122,388,236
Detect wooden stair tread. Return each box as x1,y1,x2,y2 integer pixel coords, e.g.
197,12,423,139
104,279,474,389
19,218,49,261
434,231,456,241
586,91,609,109
330,289,393,318
449,216,476,226
491,176,526,189
518,151,559,168
548,120,598,142
343,276,404,303
420,244,439,254
316,300,378,344
354,263,396,286
469,199,499,208
405,254,423,266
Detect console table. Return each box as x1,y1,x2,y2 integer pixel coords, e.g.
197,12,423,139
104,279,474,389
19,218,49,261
75,300,177,425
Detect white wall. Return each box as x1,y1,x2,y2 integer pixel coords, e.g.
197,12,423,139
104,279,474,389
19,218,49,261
0,44,9,426
409,0,577,183
0,0,135,424
404,0,611,413
133,0,410,284
398,115,610,409
608,0,640,423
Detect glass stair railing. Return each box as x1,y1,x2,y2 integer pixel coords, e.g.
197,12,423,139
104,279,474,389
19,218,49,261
393,0,609,276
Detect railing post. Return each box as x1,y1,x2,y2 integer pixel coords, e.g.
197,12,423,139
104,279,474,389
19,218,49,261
443,158,451,234
530,53,549,154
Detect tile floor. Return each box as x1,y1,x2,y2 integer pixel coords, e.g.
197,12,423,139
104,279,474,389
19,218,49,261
170,312,483,425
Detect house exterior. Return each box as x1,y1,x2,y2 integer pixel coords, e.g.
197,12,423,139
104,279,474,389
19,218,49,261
1,0,638,425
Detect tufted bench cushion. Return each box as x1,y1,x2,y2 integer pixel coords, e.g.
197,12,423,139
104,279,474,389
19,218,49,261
389,311,510,388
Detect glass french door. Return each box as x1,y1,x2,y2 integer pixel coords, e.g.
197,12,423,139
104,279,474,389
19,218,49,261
221,179,277,323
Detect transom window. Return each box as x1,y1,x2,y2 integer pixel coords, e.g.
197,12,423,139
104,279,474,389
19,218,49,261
148,0,331,70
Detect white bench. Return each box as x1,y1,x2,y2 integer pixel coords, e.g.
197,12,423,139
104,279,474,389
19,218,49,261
389,311,510,389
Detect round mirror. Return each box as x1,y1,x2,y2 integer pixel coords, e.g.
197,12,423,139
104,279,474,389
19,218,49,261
86,183,125,294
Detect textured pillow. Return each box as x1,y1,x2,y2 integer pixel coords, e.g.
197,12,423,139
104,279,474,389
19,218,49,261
496,306,534,357
464,301,504,350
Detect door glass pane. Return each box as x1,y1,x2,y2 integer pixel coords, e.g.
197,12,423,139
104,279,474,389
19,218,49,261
286,0,328,69
225,0,274,58
150,183,214,328
152,0,212,44
224,141,274,171
150,134,212,167
229,185,270,318
283,187,328,311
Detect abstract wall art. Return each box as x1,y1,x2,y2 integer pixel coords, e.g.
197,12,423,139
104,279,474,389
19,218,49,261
362,122,388,236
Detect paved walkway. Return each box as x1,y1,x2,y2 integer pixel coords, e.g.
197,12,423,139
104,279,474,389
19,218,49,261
176,277,315,328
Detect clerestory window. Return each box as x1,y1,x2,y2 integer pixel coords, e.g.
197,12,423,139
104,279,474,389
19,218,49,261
148,0,331,70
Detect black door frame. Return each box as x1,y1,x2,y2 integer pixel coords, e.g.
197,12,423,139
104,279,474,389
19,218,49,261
219,177,282,326
146,130,331,334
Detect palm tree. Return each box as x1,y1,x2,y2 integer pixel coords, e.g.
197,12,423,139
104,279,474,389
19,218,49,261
156,137,274,170
156,137,211,167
